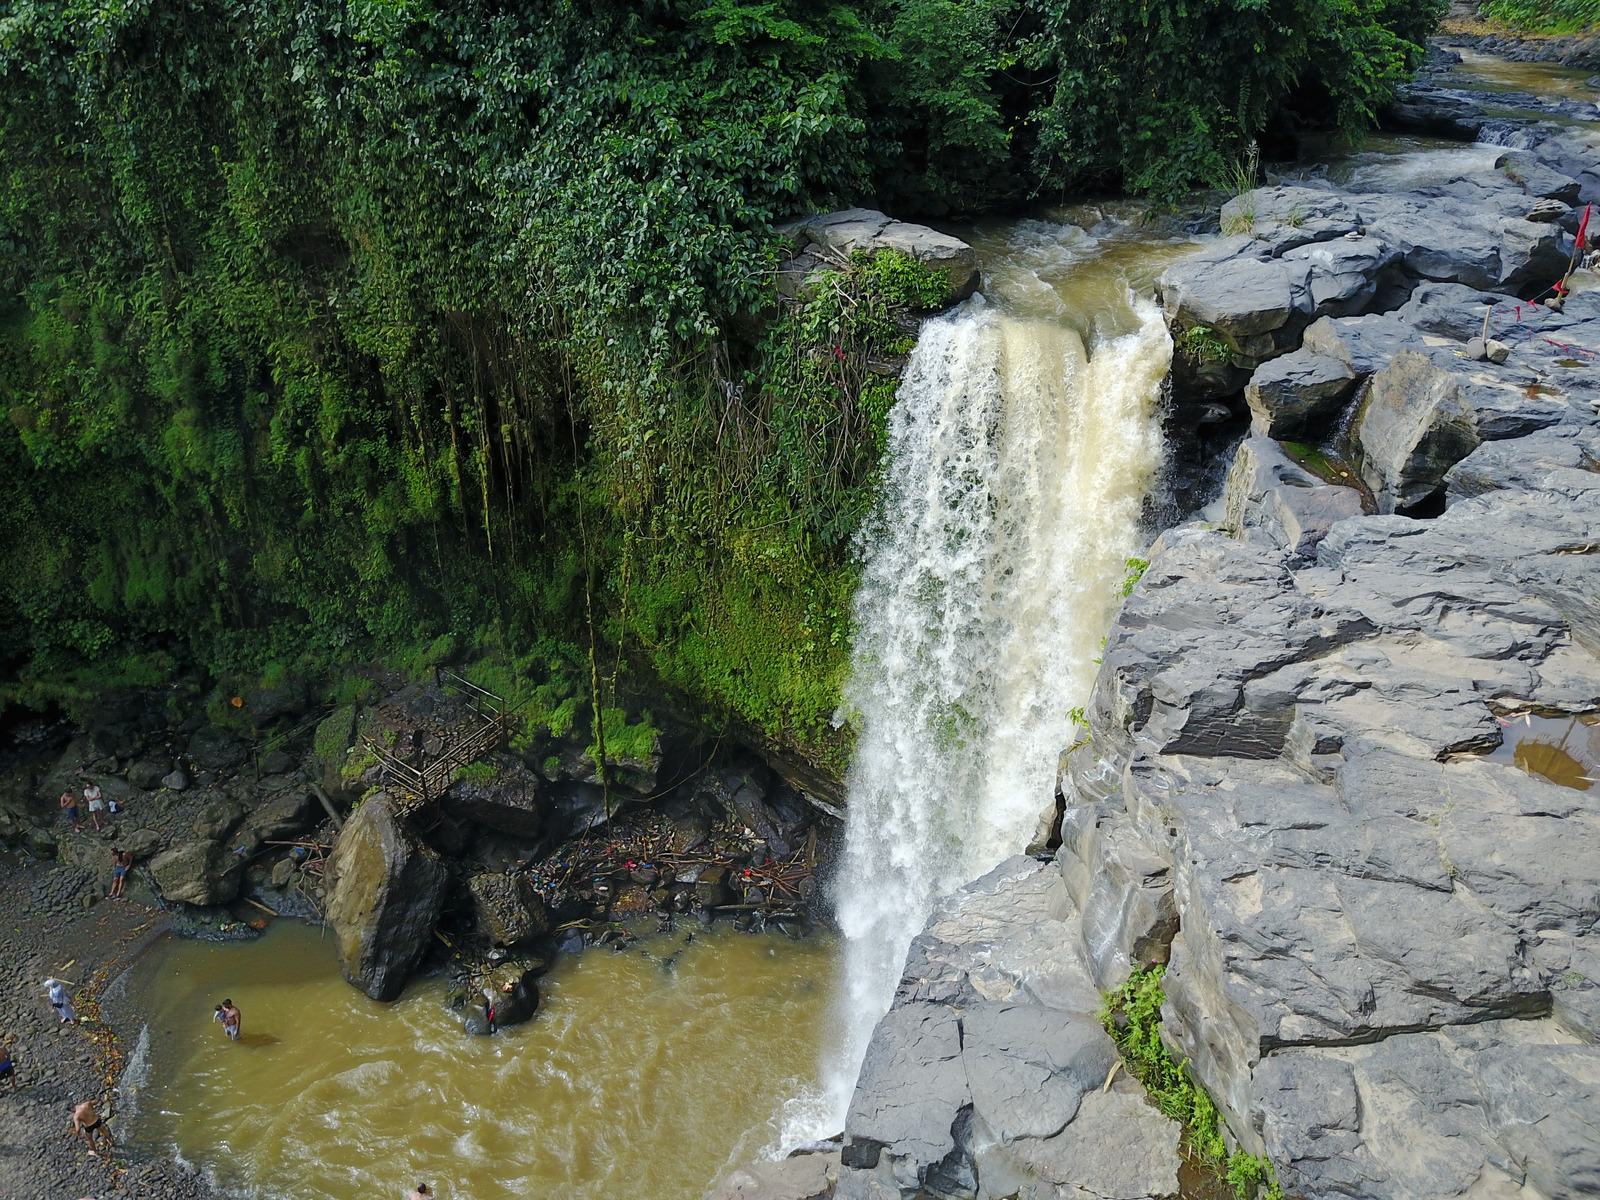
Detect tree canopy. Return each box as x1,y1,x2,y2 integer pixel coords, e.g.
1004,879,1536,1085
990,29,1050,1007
0,0,1444,739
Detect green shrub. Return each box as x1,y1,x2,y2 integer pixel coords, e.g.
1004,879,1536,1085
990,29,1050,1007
1101,966,1285,1198
1482,0,1600,30
1175,326,1234,366
1120,558,1150,597
1101,966,1228,1162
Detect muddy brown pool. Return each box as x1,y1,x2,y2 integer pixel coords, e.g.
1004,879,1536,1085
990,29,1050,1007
124,921,835,1200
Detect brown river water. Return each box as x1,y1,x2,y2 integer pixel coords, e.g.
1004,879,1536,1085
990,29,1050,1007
126,921,836,1200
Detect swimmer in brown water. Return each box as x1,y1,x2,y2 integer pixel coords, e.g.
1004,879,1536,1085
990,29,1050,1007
214,999,241,1041
407,1184,432,1199
71,1099,113,1156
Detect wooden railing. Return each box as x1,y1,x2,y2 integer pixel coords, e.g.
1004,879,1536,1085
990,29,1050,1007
365,670,508,810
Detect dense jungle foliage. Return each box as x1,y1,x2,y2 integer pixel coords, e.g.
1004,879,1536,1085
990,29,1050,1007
0,0,1444,751
1481,0,1600,31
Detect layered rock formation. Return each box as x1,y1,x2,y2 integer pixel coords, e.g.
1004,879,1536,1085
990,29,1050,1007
776,209,980,304
815,65,1600,1200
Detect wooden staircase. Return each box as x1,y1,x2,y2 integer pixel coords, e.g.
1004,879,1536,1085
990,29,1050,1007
364,670,507,816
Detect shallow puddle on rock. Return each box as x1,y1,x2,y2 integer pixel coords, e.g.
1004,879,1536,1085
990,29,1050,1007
127,921,835,1200
1486,712,1600,791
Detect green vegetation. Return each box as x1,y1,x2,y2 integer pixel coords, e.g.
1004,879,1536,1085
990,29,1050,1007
1482,0,1600,31
0,0,1446,747
457,759,500,787
1119,557,1151,597
1175,326,1235,366
1101,965,1283,1199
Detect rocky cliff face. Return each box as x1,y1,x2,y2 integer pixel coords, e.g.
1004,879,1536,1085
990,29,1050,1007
808,65,1600,1200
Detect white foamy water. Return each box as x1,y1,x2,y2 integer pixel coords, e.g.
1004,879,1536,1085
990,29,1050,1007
783,222,1177,1143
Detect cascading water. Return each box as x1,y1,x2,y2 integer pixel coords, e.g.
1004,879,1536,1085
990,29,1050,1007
783,215,1180,1144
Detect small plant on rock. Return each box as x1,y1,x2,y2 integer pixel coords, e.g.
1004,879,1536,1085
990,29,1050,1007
1102,965,1285,1198
1175,325,1233,366
1120,557,1150,596
1228,1153,1285,1200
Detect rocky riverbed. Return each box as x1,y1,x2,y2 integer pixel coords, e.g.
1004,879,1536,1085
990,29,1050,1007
0,856,222,1200
0,660,840,1196
714,45,1600,1200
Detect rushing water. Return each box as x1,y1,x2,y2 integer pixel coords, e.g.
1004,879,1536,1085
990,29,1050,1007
128,921,835,1200
785,212,1190,1142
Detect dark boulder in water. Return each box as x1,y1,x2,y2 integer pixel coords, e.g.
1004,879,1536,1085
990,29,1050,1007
326,792,449,1001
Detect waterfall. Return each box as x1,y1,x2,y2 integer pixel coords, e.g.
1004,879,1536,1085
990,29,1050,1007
782,261,1172,1144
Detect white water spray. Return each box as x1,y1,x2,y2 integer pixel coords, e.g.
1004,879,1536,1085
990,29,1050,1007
782,229,1173,1144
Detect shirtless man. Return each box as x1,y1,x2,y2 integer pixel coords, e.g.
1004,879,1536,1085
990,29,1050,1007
71,1099,113,1156
407,1184,433,1199
219,999,241,1041
59,789,81,833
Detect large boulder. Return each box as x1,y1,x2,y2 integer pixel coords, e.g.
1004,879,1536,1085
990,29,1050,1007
461,964,541,1034
1499,150,1582,203
192,797,245,840
187,725,248,772
325,793,449,1001
778,208,978,303
239,790,316,842
467,871,550,946
1354,349,1482,512
1358,192,1572,293
149,840,243,906
704,1151,839,1200
118,826,166,860
444,756,544,839
1244,348,1358,438
126,759,171,791
1223,437,1364,558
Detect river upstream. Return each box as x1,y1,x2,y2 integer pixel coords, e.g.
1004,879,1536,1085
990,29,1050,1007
119,47,1597,1200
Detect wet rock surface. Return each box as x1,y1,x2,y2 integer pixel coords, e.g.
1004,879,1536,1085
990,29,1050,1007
831,857,1182,1200
833,48,1600,1200
776,208,978,304
325,793,450,1001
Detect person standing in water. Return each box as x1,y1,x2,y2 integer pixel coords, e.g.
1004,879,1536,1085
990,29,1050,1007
71,1098,113,1156
217,999,241,1041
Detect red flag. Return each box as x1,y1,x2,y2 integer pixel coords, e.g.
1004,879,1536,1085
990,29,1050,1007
1578,204,1592,251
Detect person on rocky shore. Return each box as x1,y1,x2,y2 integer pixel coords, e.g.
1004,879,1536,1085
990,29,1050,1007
107,848,132,900
81,777,106,831
0,1035,17,1089
44,978,75,1024
59,788,81,833
70,1098,113,1157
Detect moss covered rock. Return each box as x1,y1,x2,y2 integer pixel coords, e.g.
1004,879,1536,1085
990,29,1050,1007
325,793,448,1001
